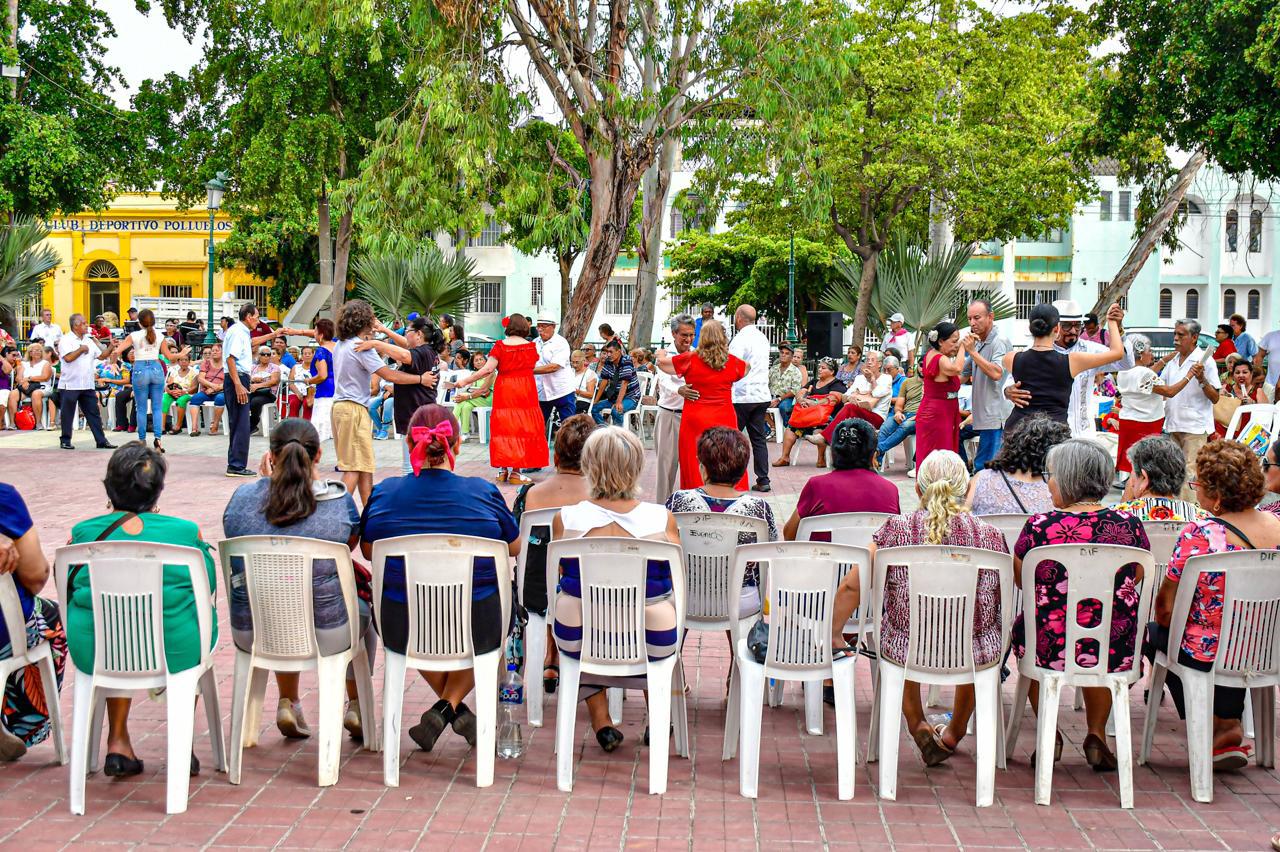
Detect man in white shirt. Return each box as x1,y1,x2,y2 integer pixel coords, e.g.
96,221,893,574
533,314,576,433
846,352,894,418
654,314,697,504
30,309,61,348
883,312,915,369
1254,326,1280,401
728,304,773,492
56,313,114,450
222,303,261,476
1160,318,1221,500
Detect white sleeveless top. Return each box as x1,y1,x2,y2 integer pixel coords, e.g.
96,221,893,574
130,329,161,361
559,500,669,540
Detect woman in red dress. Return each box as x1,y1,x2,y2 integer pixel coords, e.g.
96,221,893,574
913,321,966,466
655,321,747,490
452,314,549,485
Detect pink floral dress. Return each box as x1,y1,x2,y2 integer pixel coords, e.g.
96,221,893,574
1011,508,1149,672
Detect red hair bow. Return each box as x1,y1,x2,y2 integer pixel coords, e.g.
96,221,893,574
409,421,455,475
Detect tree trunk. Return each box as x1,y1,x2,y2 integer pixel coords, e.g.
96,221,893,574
333,204,354,308
848,250,879,347
1093,150,1207,314
7,0,16,99
318,190,336,317
558,252,574,321
629,139,675,349
927,194,953,261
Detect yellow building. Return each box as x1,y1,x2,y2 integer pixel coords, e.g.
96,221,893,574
25,193,274,329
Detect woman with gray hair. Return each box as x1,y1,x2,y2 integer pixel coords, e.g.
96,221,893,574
1115,334,1195,477
1010,439,1150,771
1114,435,1204,522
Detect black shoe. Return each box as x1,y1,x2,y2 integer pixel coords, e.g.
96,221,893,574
595,726,624,752
59,441,74,450
96,442,117,449
190,752,200,777
752,481,771,493
103,752,144,778
225,467,256,477
450,702,478,747
408,700,455,751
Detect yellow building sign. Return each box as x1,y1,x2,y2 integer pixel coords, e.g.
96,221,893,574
32,193,274,328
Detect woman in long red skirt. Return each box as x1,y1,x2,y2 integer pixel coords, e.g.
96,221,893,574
913,321,966,467
453,314,549,485
655,321,748,490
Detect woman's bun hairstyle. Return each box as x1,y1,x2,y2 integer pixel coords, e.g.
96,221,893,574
1028,303,1060,338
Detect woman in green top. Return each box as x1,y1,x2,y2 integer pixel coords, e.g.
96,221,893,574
67,442,217,778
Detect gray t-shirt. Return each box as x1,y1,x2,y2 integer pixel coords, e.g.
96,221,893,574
333,337,386,404
965,329,1010,430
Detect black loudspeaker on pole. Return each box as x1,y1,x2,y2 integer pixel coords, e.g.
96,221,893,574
806,311,844,361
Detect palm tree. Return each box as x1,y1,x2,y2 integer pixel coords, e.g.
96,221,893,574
352,244,479,323
823,234,1013,340
0,217,59,334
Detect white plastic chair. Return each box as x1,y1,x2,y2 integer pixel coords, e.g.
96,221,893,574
217,536,379,787
1004,543,1154,808
516,508,563,728
55,541,224,815
476,407,492,443
621,373,655,437
545,536,687,794
672,512,770,757
795,512,892,550
728,541,861,800
1141,519,1186,624
766,407,785,444
884,434,916,473
1140,550,1280,802
980,513,1031,551
0,573,65,764
372,534,512,788
1223,403,1278,443
872,545,1013,807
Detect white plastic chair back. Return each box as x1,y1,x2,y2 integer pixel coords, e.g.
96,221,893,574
1224,403,1277,443
0,571,28,663
795,512,893,549
1142,519,1187,620
673,512,770,631
872,546,1014,679
545,537,685,677
980,513,1031,551
371,534,512,670
1019,544,1155,687
0,572,65,764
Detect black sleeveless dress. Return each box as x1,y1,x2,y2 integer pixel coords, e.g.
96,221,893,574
1005,348,1072,429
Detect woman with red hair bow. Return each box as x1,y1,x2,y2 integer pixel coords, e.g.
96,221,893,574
359,404,521,753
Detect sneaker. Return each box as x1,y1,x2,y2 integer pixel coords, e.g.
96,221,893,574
450,702,478,747
374,429,388,441
276,698,312,739
225,467,256,477
409,699,455,751
907,466,916,479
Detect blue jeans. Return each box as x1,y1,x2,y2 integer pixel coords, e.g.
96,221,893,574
592,396,638,425
131,360,165,442
877,415,916,456
188,390,225,408
368,397,393,432
971,428,1004,472
777,398,795,427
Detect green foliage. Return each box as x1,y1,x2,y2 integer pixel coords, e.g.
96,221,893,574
0,216,59,323
664,229,849,326
216,215,318,311
352,244,479,323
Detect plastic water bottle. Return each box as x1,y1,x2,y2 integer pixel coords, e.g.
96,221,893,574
497,664,525,759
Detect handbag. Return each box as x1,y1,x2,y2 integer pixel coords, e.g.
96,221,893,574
788,402,834,429
1213,394,1242,431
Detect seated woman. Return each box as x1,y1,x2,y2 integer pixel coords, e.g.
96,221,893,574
1011,439,1149,772
222,418,372,740
783,418,900,541
513,414,595,694
1148,440,1280,771
1114,435,1204,522
450,352,495,436
360,404,519,752
67,443,217,777
247,346,282,433
774,357,846,468
831,451,1008,765
0,483,66,761
666,425,779,615
965,416,1069,516
552,426,682,752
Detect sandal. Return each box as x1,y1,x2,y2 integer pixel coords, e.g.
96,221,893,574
190,430,200,436
815,459,827,469
543,664,559,695
495,469,509,483
912,725,955,767
771,458,791,467
1083,733,1118,772
1213,745,1250,772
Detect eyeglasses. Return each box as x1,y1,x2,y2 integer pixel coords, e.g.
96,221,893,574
1188,478,1200,489
1040,471,1052,483
1264,461,1277,472
1059,322,1082,331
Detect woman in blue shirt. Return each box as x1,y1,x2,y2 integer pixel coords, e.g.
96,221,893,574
360,403,519,754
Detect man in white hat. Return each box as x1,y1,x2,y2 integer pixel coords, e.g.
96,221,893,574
1006,298,1133,437
883,312,915,369
534,312,576,439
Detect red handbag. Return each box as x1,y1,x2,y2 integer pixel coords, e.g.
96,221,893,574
787,402,834,429
14,408,35,430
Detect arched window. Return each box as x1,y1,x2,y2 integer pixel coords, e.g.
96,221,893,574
1159,288,1172,319
1185,288,1200,319
1249,289,1261,320
1226,209,1239,253
86,260,120,280
1223,288,1237,317
1179,198,1204,216
1250,209,1264,253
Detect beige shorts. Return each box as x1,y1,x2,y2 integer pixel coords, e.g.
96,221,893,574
331,400,375,473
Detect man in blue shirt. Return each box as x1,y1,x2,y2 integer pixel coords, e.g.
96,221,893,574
590,339,641,424
692,303,715,347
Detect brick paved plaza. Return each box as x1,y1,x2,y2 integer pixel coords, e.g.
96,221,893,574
2,427,1278,850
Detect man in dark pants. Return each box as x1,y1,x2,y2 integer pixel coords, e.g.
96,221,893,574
56,313,115,450
728,304,773,492
222,303,284,476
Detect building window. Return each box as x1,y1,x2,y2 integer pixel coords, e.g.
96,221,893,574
670,209,686,238
1159,288,1172,319
159,284,194,299
1223,288,1237,317
1179,198,1204,216
1099,191,1112,221
1097,280,1125,311
605,278,634,315
530,276,543,309
15,289,42,335
1249,209,1263,253
471,217,505,248
235,284,270,309
1015,287,1059,320
1185,288,1199,319
1249,288,1261,320
1226,209,1239,253
468,279,502,314
1119,191,1132,222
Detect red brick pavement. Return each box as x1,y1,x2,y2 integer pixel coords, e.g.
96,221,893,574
1,431,1278,850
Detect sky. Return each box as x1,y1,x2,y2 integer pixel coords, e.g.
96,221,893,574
100,0,203,107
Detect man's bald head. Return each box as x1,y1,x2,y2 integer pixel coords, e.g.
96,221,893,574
734,304,757,330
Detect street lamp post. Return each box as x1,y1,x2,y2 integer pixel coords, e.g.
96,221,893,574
203,171,229,346
786,233,798,344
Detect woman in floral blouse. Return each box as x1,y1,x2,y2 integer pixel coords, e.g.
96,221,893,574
1149,440,1280,771
1113,435,1205,523
1011,439,1149,772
